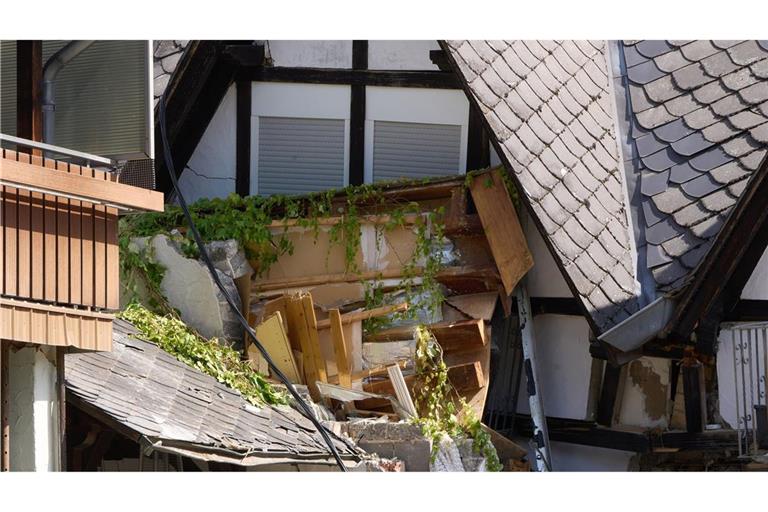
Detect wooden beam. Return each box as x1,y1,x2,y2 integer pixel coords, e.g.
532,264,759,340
248,67,462,89
349,40,367,186
596,364,626,427
329,309,351,388
365,319,487,353
466,103,490,172
221,43,265,67
316,302,407,330
235,80,251,196
429,49,451,72
723,299,768,321
682,358,706,433
0,157,164,212
387,364,417,418
16,41,43,149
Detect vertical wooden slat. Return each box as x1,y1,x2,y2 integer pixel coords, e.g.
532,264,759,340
15,152,31,298
30,154,45,300
56,160,70,305
43,158,58,302
3,181,18,297
92,168,108,309
68,163,83,306
81,166,95,308
105,203,119,309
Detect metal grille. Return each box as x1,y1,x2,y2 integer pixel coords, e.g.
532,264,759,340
118,158,156,190
728,323,768,457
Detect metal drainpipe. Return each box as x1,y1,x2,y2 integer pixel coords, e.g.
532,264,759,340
42,40,95,144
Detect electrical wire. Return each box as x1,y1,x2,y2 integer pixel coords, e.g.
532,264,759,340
158,89,349,471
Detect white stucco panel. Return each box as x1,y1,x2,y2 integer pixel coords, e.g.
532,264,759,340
368,40,441,70
522,213,573,298
177,84,236,203
267,40,352,68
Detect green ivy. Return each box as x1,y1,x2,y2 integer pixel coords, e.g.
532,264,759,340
410,326,502,471
119,302,287,406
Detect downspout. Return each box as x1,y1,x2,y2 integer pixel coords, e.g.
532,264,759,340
42,40,95,144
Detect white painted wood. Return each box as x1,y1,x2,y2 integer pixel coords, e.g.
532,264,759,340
368,40,441,70
387,364,417,418
267,40,353,68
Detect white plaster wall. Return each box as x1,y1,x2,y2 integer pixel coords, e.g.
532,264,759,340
515,314,593,420
267,40,352,68
617,356,670,429
547,441,635,471
740,246,768,299
177,84,237,203
522,213,573,297
8,346,60,471
368,40,441,70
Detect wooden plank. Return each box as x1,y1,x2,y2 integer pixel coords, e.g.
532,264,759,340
29,154,45,300
235,79,251,196
0,157,164,212
248,67,462,89
15,152,31,298
43,158,58,302
92,169,108,309
596,364,627,427
446,292,498,321
682,361,706,433
302,294,328,384
3,183,18,297
55,160,70,304
249,312,301,383
15,41,43,149
363,362,484,395
81,167,95,308
468,168,533,295
68,163,83,305
284,295,321,400
328,309,351,388
387,364,417,418
316,302,407,330
366,319,487,353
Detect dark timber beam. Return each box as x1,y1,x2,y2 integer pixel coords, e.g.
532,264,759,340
247,67,462,89
349,41,367,186
235,80,251,196
723,299,768,321
466,103,490,172
16,40,43,150
596,364,625,427
682,352,706,434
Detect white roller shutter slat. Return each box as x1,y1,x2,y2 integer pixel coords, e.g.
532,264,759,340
257,116,346,196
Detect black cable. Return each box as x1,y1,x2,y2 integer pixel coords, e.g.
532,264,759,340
158,89,349,471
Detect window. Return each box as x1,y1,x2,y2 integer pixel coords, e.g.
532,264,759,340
364,87,469,183
251,83,350,196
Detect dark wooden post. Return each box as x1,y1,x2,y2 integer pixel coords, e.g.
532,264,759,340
235,79,252,196
16,40,43,149
349,40,368,186
682,349,706,433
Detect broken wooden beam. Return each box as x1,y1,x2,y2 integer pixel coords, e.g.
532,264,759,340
363,361,484,395
328,309,351,388
316,302,408,330
365,319,487,353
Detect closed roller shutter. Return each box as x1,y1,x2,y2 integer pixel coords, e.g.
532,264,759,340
257,116,346,196
372,120,461,182
1,40,148,158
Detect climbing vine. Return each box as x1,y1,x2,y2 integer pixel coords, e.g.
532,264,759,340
411,326,502,471
119,302,288,406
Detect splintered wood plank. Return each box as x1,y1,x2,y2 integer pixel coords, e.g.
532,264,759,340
30,154,45,300
55,160,70,304
301,294,328,385
15,152,31,298
468,168,533,295
3,184,18,297
68,163,83,305
328,309,351,388
43,158,58,302
285,295,321,400
250,312,301,383
366,319,487,353
445,292,499,321
316,302,408,330
262,295,289,339
363,362,484,395
387,364,417,418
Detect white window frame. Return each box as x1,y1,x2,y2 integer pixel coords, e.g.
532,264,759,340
250,82,351,196
364,86,470,184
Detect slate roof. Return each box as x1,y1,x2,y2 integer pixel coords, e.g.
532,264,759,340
153,40,189,106
65,319,360,465
621,40,768,291
443,40,641,332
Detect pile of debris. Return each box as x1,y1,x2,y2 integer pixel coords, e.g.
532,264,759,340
122,167,533,471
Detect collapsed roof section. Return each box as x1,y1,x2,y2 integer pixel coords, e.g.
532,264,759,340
65,319,362,467
441,40,640,333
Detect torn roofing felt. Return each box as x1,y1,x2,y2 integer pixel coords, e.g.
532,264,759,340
65,319,361,465
620,41,768,292
442,40,641,333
